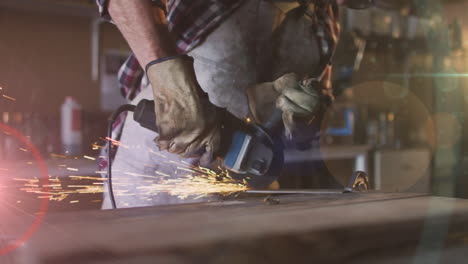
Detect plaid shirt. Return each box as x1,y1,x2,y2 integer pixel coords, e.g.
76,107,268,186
96,0,340,168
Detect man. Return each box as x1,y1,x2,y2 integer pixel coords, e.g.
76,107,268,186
97,0,369,208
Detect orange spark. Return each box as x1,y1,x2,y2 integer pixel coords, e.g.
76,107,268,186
2,94,16,101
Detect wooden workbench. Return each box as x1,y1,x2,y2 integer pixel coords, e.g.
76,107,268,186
15,192,468,264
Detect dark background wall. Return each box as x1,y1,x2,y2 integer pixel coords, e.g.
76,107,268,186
0,6,129,114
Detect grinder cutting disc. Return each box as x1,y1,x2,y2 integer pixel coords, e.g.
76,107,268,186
239,133,284,189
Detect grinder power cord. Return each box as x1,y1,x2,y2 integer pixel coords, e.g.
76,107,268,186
106,104,136,209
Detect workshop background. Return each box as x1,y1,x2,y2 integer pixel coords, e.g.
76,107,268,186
3,0,468,263
0,0,468,216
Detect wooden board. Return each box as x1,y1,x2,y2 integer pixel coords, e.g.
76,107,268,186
14,192,468,264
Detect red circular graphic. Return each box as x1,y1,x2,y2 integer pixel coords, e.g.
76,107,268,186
0,122,49,255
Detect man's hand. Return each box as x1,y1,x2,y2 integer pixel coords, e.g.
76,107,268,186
247,73,321,139
147,56,221,165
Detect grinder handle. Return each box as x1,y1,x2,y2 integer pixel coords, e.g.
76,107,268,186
133,99,158,133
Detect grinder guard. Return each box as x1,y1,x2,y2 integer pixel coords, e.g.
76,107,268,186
222,122,284,189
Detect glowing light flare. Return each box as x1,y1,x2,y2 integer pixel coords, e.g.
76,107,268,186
92,144,102,150
154,171,170,177
2,94,16,101
50,153,67,158
14,175,106,201
69,175,106,181
83,155,96,161
0,122,49,256
149,149,167,158
105,137,129,148
14,142,248,206
124,172,158,179
135,173,247,199
128,164,247,200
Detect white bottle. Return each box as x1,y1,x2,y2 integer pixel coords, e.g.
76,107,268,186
61,97,82,155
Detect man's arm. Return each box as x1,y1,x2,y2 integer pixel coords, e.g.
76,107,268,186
107,0,177,67
105,0,221,165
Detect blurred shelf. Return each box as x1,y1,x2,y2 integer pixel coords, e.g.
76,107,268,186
0,0,99,17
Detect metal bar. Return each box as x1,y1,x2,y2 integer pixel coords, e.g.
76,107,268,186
245,189,347,195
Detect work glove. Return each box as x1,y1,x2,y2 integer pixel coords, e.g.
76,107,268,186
247,73,321,139
146,55,221,165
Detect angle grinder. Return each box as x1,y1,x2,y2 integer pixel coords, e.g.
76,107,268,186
132,99,284,188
